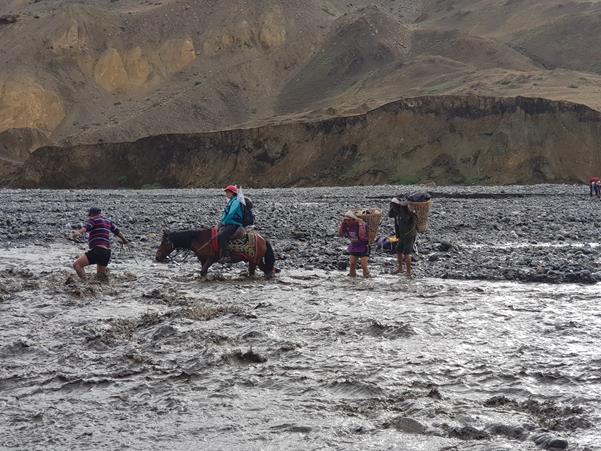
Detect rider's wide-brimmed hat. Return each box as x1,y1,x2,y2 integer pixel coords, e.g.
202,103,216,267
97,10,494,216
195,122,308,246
224,185,238,194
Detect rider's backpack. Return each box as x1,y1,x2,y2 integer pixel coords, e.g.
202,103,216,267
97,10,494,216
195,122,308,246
242,198,255,226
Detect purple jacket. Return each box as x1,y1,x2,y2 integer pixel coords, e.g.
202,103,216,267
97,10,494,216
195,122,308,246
340,221,369,254
84,215,119,249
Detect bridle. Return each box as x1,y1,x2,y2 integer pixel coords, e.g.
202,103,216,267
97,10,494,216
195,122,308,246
158,232,195,263
158,228,222,262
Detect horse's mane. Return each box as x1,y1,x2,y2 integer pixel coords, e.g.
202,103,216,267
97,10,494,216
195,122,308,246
169,229,206,249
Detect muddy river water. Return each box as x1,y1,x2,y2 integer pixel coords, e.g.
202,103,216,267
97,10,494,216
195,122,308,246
1,186,600,450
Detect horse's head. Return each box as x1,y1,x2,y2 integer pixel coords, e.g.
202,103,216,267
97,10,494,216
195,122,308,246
155,230,174,262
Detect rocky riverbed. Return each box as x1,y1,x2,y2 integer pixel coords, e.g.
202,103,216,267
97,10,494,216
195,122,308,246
1,185,600,450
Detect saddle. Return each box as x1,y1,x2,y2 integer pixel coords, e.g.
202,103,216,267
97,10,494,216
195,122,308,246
212,227,258,259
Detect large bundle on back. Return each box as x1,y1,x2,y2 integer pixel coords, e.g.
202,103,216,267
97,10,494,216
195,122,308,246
406,192,432,233
352,208,383,244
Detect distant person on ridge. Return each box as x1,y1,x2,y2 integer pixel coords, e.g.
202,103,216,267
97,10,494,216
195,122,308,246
71,207,128,280
389,196,417,278
590,177,600,197
338,210,370,278
219,185,245,260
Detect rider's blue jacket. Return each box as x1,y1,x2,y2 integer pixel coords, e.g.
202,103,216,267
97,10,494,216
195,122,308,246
220,197,244,226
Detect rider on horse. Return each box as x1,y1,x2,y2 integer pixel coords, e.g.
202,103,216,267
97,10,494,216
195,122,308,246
155,185,275,278
219,185,244,260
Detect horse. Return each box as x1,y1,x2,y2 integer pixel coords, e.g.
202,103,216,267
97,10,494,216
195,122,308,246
155,228,276,278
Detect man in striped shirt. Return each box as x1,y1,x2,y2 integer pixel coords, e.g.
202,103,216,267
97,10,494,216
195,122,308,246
72,207,128,279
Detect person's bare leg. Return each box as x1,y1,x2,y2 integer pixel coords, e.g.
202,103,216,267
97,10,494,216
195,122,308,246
96,265,109,281
360,256,370,278
349,255,358,277
73,255,90,279
394,253,404,274
406,255,413,278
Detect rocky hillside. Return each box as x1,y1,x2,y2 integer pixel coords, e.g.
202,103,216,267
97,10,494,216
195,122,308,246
3,0,601,186
16,95,601,188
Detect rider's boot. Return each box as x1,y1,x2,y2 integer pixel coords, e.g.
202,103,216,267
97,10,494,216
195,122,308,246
218,247,231,264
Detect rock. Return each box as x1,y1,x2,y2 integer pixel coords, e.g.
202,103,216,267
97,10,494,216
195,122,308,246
487,424,528,441
388,417,428,435
448,426,490,440
427,387,442,399
532,433,568,450
228,348,267,364
152,325,177,340
437,241,454,252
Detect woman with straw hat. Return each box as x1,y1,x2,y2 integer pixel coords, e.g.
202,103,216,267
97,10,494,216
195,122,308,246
338,210,370,278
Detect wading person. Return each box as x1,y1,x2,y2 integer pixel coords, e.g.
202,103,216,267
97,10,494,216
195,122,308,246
338,210,370,278
219,185,244,261
72,207,128,280
389,197,417,277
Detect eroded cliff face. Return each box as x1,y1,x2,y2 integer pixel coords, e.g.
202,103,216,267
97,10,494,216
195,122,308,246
15,95,601,188
0,127,52,184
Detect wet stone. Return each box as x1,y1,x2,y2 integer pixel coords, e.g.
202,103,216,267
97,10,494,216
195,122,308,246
448,425,490,440
532,433,569,450
386,416,428,435
152,325,177,340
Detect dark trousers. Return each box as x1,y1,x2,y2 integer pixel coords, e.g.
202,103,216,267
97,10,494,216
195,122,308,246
218,224,239,257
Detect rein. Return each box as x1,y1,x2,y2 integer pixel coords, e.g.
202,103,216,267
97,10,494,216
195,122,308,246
168,248,193,263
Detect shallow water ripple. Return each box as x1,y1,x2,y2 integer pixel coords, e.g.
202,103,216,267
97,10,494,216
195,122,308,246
1,244,600,450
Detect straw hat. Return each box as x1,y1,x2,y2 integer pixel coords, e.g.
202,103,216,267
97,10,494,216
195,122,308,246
390,197,408,206
344,210,360,220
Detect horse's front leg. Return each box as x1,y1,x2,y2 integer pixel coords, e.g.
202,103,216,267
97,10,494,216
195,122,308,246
248,262,256,278
200,258,215,279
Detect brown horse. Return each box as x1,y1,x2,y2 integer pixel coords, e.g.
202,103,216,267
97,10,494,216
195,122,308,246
155,228,276,278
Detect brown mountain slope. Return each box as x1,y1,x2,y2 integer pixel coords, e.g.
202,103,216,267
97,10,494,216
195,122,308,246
409,29,538,71
511,12,601,74
276,7,411,114
418,0,594,39
418,0,601,73
0,0,336,144
2,0,601,187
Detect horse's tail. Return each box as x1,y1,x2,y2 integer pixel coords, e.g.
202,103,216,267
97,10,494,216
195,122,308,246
259,239,275,276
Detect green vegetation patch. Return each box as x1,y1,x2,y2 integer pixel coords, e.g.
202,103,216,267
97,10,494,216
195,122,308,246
140,183,165,190
391,175,421,185
459,175,491,185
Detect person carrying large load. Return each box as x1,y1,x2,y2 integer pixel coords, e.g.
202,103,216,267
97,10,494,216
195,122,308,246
339,210,371,278
389,192,431,278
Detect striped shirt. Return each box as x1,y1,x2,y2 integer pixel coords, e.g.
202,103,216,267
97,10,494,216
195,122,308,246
84,215,119,249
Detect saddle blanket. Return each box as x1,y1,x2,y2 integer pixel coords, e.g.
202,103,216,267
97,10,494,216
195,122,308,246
212,227,258,259
229,231,258,257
